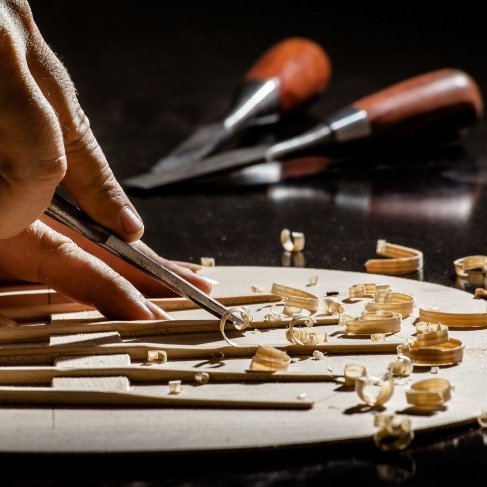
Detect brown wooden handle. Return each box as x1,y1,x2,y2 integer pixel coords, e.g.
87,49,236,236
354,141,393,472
245,37,332,112
354,68,483,141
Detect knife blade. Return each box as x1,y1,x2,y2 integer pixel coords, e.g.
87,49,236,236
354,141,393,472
123,68,483,189
124,36,332,179
44,191,245,327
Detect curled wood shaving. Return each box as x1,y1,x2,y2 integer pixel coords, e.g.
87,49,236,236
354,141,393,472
343,310,402,336
365,290,415,318
355,368,394,407
248,345,291,372
477,407,487,427
397,326,464,366
195,372,210,384
454,255,487,276
415,322,449,347
343,363,367,387
322,297,345,314
200,257,215,267
271,282,319,312
364,240,423,275
373,414,414,451
406,378,452,409
389,356,414,377
419,307,487,328
280,228,305,252
147,350,168,363
286,314,317,345
349,283,391,298
219,306,252,347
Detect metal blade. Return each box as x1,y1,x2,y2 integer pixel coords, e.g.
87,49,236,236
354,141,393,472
123,144,273,189
102,235,238,323
45,192,244,326
149,122,230,174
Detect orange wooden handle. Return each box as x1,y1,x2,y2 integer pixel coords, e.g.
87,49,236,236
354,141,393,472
245,37,332,112
354,68,483,139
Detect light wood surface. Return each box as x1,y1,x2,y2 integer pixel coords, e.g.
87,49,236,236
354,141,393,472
0,266,485,454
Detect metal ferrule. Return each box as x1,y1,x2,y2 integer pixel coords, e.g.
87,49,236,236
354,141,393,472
325,106,371,142
223,78,281,133
265,106,371,161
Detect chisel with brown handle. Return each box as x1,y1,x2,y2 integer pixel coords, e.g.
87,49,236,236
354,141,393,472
123,36,331,185
123,68,483,188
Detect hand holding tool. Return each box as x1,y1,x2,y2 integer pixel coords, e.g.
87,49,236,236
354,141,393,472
125,36,331,182
44,192,244,327
125,68,483,188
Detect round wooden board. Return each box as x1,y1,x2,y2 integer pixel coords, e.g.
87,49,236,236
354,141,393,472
0,266,486,454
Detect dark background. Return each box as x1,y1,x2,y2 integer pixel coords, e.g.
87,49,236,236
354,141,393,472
7,1,487,485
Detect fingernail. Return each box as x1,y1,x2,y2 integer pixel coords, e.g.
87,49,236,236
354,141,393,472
199,275,219,285
120,206,144,234
145,300,173,320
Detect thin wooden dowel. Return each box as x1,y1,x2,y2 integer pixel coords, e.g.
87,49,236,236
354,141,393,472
0,387,314,410
0,316,339,344
0,340,401,365
0,343,169,365
0,293,282,323
0,365,341,385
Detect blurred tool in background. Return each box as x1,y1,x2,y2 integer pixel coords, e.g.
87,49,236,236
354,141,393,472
123,68,483,189
123,37,332,188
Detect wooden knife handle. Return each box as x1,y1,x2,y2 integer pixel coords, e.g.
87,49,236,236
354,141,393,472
354,68,483,142
245,37,332,112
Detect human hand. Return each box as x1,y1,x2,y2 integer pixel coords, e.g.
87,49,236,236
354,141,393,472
0,1,212,319
0,217,214,320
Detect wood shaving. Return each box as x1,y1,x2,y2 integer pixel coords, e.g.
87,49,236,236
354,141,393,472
168,380,182,394
453,255,487,276
373,414,414,451
280,228,305,252
365,240,423,275
355,369,394,407
200,257,215,267
249,345,291,372
271,282,319,311
406,378,452,409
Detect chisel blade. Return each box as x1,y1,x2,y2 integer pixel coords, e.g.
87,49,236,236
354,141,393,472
122,144,273,189
149,121,229,174
124,37,332,188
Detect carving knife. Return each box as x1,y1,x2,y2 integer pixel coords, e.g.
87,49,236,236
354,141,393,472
123,36,332,184
123,68,483,189
44,191,244,327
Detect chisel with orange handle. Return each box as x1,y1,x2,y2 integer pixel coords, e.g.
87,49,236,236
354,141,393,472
124,68,483,189
124,37,331,182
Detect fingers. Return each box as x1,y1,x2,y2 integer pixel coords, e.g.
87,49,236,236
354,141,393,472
0,2,143,241
42,215,214,298
0,219,171,321
0,2,66,237
23,8,145,242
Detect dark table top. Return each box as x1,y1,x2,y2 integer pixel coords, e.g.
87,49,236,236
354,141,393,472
8,1,487,485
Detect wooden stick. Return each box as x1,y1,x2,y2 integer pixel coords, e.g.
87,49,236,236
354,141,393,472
0,293,282,323
0,387,314,410
156,341,401,360
0,316,339,344
0,365,341,385
0,342,169,365
0,339,401,365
